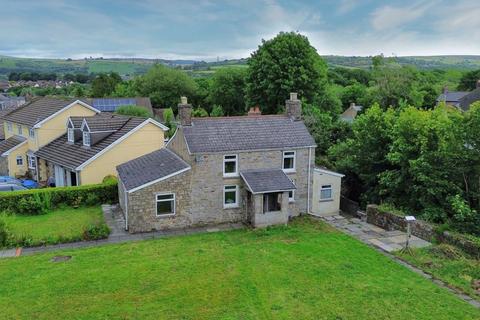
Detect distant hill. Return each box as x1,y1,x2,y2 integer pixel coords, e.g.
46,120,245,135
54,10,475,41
1,55,479,80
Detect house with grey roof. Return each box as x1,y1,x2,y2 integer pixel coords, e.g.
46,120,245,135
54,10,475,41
117,93,318,232
436,81,480,111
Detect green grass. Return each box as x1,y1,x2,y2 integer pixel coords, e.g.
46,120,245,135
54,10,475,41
1,206,107,247
396,244,480,300
0,217,477,319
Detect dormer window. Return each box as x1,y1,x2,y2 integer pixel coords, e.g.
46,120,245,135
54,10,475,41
83,131,91,146
17,124,23,136
67,128,74,142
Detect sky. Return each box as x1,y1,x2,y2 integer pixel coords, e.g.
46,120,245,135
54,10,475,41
1,0,480,60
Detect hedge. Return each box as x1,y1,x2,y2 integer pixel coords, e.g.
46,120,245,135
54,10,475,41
0,182,118,215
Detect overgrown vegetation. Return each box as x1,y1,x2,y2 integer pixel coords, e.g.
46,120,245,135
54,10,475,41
115,105,152,118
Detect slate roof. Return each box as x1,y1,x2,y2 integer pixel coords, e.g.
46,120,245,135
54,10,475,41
240,168,296,194
83,113,132,131
436,92,470,103
0,135,26,156
3,97,79,127
35,115,146,170
0,103,24,140
117,148,190,191
183,115,316,154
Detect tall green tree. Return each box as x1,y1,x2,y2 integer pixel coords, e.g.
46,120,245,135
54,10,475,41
133,64,197,110
91,72,122,97
209,67,247,115
245,32,327,114
458,69,480,91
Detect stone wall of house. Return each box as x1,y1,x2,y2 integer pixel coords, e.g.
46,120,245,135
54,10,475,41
252,192,289,228
366,204,435,241
126,170,193,233
167,128,193,164
0,157,8,176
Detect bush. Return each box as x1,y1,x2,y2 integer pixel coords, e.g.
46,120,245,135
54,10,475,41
0,181,118,215
83,224,110,241
115,105,152,118
0,219,8,246
447,195,480,236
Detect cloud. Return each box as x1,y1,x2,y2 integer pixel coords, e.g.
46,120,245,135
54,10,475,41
371,1,436,31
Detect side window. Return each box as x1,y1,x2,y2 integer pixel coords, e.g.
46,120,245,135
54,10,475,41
320,184,333,201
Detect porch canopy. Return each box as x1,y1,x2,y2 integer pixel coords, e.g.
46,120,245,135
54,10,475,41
240,168,296,194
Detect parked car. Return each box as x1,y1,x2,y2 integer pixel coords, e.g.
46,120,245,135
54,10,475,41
0,176,23,185
0,184,28,192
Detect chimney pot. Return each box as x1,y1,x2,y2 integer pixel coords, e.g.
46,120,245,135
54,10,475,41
290,92,298,101
181,96,188,104
248,106,262,116
350,102,355,108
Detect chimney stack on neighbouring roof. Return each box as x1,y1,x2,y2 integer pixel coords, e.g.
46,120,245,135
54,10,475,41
247,106,262,116
443,86,448,95
285,92,301,121
178,96,192,126
476,80,480,89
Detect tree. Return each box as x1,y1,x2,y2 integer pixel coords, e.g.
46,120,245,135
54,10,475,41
133,64,197,111
458,69,480,91
91,72,122,97
340,83,367,110
191,78,212,112
210,104,224,117
245,32,327,114
163,108,176,138
115,105,151,118
192,107,208,117
209,67,247,115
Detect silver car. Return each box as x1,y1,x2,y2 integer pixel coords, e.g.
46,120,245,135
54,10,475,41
0,184,28,192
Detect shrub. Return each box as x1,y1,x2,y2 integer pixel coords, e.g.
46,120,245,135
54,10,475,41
0,219,9,246
83,224,110,241
102,175,117,184
115,105,152,118
0,181,118,215
447,195,480,236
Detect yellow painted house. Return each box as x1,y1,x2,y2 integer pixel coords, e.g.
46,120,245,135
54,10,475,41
0,96,168,186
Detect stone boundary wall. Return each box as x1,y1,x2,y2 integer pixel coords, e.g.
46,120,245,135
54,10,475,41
340,196,360,216
366,204,435,241
437,231,480,259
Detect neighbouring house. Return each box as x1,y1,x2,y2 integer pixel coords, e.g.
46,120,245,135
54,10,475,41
117,93,319,232
340,103,363,123
311,167,344,216
0,97,99,178
0,94,25,110
0,102,25,141
35,113,167,186
83,97,153,114
436,81,480,111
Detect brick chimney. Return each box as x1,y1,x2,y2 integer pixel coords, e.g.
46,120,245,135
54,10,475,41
285,92,301,121
247,106,262,116
178,96,192,126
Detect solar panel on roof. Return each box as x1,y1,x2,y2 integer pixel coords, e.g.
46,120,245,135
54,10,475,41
92,98,137,112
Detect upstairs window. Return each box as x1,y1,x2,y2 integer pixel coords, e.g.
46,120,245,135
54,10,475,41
82,131,90,146
29,128,35,139
6,122,12,132
320,185,333,201
67,128,74,143
17,124,23,136
156,193,175,216
282,151,296,172
223,154,238,177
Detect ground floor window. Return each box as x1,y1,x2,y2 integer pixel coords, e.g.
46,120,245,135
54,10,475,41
224,185,239,208
16,155,23,166
28,155,36,169
263,192,281,213
320,184,333,201
156,193,175,216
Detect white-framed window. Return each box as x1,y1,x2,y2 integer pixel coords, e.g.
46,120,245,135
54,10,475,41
83,131,90,146
320,184,333,201
223,154,238,177
6,122,12,132
223,185,239,208
17,124,23,136
28,155,36,169
282,151,296,172
29,128,35,139
16,155,23,166
155,193,175,216
67,128,74,142
288,178,295,202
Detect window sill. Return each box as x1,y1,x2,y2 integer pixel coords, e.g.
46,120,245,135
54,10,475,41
282,169,296,174
155,213,176,218
223,174,239,178
319,199,333,202
223,204,239,209
288,200,295,203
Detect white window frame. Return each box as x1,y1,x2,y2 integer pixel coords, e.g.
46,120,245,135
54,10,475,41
28,155,36,169
67,128,75,143
6,122,12,132
29,128,35,139
282,150,296,172
320,184,333,201
288,178,295,203
223,154,238,177
82,131,90,146
16,155,23,166
17,124,23,136
155,193,176,217
223,185,239,209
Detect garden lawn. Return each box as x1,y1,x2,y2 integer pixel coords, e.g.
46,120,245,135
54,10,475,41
0,217,478,319
396,244,480,301
1,206,107,247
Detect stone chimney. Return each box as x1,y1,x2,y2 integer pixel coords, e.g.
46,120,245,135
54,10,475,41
247,106,262,116
285,92,301,121
476,80,480,89
178,96,192,126
443,86,448,95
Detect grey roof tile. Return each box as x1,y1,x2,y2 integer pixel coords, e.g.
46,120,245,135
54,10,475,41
117,148,190,191
240,168,296,194
183,115,315,154
436,92,470,102
0,135,27,155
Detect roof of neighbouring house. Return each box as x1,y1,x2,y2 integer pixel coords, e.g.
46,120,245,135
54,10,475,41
0,135,26,156
436,91,470,102
240,168,296,194
314,167,345,178
117,148,191,192
3,96,97,127
82,97,153,114
341,104,363,123
35,114,156,170
182,115,316,154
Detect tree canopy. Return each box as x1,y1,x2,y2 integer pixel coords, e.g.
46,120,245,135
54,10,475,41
209,67,247,115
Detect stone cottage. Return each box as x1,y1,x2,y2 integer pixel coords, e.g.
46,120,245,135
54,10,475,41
117,94,317,232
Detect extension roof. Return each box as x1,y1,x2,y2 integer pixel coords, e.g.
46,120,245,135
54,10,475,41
0,135,26,156
240,168,296,194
